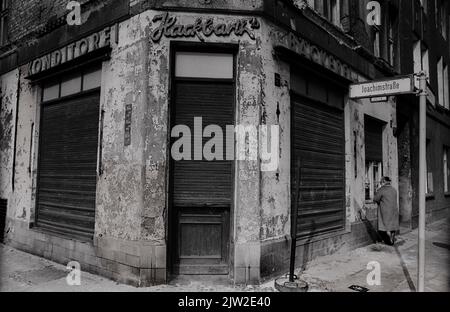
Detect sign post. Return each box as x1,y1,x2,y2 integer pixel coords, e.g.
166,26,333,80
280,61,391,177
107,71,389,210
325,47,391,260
417,71,427,292
349,73,427,292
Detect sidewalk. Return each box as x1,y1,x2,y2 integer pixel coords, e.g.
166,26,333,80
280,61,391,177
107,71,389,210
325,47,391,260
0,218,448,292
298,218,450,292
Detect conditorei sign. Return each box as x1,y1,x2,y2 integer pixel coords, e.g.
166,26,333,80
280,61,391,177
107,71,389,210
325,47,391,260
150,12,260,43
349,75,415,99
27,24,118,77
275,32,360,83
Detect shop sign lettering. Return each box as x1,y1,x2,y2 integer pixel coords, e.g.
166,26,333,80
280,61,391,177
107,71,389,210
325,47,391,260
27,24,118,76
150,12,260,42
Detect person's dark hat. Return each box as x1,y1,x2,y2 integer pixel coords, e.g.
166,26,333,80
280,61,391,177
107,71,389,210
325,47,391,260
382,177,392,183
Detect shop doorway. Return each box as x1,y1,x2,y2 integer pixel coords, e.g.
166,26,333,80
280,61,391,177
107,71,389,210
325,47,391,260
169,50,235,275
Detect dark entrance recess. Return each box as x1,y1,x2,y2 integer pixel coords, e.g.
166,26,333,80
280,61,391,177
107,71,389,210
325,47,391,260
36,91,100,241
291,70,346,239
365,116,384,162
0,198,7,242
169,48,235,276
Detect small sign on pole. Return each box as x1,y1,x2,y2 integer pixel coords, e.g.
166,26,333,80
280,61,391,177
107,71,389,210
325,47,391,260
349,75,415,99
370,96,388,103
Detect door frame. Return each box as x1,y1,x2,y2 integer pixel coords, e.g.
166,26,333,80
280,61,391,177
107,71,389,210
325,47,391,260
166,41,239,278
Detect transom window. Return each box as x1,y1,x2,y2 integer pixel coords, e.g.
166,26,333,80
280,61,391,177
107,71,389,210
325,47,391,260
42,67,102,102
175,52,233,79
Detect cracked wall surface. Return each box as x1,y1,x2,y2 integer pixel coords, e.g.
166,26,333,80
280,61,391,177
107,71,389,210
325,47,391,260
0,70,19,204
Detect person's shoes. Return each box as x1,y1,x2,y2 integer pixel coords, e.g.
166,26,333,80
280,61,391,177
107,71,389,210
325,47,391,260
390,233,396,246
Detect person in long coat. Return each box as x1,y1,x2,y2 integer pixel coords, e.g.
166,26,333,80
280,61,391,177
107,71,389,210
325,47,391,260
373,177,400,245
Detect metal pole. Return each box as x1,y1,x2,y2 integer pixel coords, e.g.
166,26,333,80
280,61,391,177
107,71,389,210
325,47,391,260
289,158,301,282
417,71,427,292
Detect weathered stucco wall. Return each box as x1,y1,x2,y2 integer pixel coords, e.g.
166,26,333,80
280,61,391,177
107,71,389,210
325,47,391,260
7,66,40,226
258,21,291,244
96,10,270,283
0,70,18,202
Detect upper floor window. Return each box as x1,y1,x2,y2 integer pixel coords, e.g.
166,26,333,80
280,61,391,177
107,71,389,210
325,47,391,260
437,57,449,109
444,146,449,193
306,0,342,27
441,2,448,39
420,0,428,13
426,139,434,195
436,0,448,39
373,28,380,58
387,6,398,66
0,0,8,46
413,40,429,83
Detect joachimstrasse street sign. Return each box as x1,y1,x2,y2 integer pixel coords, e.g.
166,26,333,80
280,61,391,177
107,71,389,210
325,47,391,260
349,75,415,99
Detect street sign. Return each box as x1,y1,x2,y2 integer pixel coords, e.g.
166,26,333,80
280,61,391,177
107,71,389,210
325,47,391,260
370,96,388,103
349,75,415,99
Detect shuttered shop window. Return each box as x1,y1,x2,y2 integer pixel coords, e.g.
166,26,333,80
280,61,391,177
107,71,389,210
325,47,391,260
36,92,100,240
292,95,345,238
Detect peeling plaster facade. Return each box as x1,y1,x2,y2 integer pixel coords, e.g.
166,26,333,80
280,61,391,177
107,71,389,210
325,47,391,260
0,0,429,287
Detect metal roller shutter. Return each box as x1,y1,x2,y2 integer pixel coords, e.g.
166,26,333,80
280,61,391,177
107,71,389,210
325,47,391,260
172,81,234,208
36,92,100,241
292,95,346,238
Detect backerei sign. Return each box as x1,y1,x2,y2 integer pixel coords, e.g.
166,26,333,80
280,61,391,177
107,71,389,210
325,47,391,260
349,75,415,99
27,24,118,76
150,12,260,42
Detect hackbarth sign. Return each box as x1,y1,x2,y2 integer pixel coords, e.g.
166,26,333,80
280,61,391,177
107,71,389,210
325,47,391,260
349,75,415,99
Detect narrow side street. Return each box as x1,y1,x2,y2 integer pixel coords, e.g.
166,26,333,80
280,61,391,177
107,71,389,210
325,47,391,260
299,218,450,292
0,218,448,292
